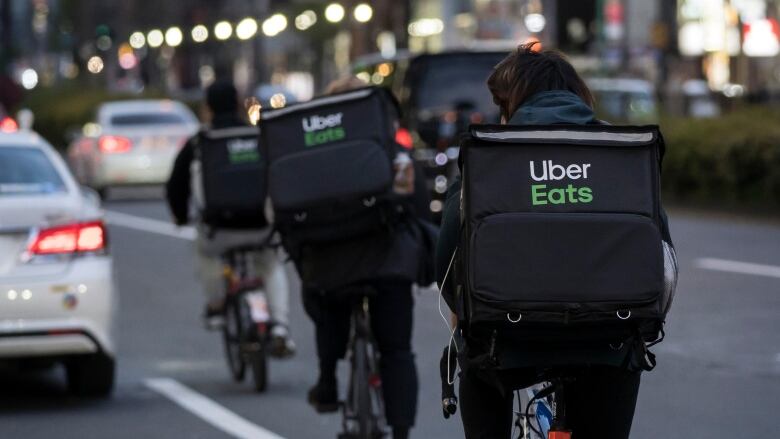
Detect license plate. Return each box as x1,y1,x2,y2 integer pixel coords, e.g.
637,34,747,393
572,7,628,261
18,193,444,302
245,292,270,323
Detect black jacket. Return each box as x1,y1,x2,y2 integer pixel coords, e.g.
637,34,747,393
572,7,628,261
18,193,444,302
165,113,246,225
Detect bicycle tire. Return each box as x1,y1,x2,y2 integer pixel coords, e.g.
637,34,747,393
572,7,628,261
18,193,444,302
222,296,246,381
249,349,268,392
353,337,373,439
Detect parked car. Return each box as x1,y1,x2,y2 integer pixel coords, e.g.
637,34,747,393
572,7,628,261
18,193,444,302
353,49,509,220
586,77,659,124
67,99,199,198
0,128,116,396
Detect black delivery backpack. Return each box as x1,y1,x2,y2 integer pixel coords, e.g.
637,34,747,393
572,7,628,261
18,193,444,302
260,87,401,248
196,125,268,229
456,124,673,366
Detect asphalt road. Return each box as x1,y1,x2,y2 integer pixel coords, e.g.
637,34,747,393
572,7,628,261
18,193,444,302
2,191,779,438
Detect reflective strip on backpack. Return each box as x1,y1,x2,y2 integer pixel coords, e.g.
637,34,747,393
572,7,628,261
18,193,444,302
204,126,258,139
472,130,655,143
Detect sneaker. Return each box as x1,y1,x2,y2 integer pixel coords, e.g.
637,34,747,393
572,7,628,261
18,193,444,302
308,379,339,413
269,325,296,358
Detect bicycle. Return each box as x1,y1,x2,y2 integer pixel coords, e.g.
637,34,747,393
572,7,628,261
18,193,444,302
514,377,572,439
439,344,572,439
338,288,387,439
220,245,274,392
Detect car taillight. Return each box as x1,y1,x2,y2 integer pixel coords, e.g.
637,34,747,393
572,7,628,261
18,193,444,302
395,128,413,150
28,221,106,256
99,135,132,153
0,117,18,133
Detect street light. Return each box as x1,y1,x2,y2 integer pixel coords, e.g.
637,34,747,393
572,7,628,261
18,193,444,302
129,31,146,49
165,27,183,47
353,4,373,23
236,17,258,40
325,3,345,23
147,29,164,48
214,21,233,40
191,25,208,43
295,10,317,30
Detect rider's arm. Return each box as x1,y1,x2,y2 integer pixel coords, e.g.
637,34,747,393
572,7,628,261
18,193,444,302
165,140,194,226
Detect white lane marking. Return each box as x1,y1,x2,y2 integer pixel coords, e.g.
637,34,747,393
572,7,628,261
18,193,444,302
696,258,780,279
144,377,285,439
105,210,195,241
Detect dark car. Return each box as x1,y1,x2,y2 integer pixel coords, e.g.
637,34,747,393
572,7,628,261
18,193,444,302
353,49,509,221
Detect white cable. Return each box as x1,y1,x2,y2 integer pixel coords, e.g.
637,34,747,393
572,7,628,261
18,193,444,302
437,248,459,385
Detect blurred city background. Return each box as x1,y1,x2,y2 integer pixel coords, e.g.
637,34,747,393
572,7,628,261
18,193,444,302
1,1,779,438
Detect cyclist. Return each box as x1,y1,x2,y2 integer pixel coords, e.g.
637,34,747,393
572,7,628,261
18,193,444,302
301,77,431,439
166,80,295,357
435,43,675,438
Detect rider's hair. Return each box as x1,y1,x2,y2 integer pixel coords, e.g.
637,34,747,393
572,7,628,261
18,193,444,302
487,42,594,121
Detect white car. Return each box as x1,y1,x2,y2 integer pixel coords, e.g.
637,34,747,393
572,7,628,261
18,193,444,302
68,99,199,197
0,129,116,396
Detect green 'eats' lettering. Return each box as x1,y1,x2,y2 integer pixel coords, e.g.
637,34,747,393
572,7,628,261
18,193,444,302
304,127,346,147
531,184,593,205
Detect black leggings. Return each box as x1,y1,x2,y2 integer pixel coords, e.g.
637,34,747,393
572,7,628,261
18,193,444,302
459,366,641,439
303,280,419,429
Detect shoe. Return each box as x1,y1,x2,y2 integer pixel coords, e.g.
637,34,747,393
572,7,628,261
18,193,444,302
203,304,225,331
308,379,339,413
269,325,297,358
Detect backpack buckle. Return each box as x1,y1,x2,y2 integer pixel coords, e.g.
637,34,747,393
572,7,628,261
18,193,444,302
617,310,632,320
506,312,522,323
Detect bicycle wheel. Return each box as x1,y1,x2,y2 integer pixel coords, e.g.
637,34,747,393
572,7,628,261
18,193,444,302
222,296,245,381
352,337,373,439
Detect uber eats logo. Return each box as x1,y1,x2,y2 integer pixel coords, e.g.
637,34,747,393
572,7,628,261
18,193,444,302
227,138,259,164
302,112,345,147
529,160,593,205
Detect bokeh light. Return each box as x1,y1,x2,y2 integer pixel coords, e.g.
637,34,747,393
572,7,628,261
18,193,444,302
87,56,104,74
21,68,38,90
354,4,373,23
214,21,233,40
147,29,164,48
325,3,345,23
129,31,146,49
191,25,208,43
236,17,258,40
165,27,183,47
295,10,317,30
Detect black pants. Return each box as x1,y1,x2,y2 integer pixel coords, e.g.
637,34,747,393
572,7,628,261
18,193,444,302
303,280,419,429
460,366,641,439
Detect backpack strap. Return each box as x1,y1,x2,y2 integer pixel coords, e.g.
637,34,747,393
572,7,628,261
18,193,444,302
622,326,658,372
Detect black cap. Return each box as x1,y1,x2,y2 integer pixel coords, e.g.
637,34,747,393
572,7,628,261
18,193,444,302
206,81,238,115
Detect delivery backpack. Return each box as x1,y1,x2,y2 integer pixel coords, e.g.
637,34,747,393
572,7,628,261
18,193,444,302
195,125,268,229
259,86,402,252
454,124,673,370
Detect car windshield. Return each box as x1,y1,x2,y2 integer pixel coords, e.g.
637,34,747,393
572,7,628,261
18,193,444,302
411,54,506,121
0,147,67,196
110,112,188,126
